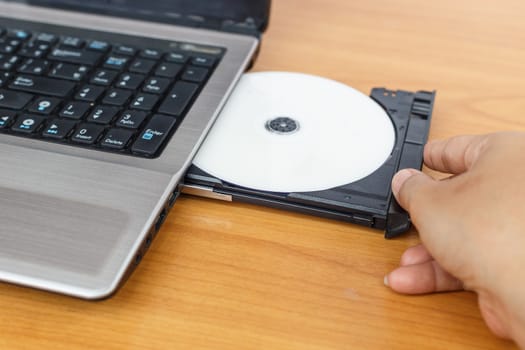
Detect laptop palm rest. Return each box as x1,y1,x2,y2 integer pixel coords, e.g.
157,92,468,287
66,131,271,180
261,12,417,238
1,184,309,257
0,186,124,273
0,140,173,297
0,186,131,294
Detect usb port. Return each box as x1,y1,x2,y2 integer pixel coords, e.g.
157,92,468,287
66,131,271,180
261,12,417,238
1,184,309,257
168,188,179,208
155,209,167,231
145,234,153,248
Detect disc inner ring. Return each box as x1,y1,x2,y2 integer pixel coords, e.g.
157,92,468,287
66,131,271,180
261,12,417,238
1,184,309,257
265,116,300,135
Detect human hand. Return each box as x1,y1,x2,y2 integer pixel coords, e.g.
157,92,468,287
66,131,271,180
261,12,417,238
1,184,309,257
384,132,525,348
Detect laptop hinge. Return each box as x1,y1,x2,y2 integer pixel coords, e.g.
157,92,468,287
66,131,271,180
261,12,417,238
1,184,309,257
173,15,262,38
220,18,261,38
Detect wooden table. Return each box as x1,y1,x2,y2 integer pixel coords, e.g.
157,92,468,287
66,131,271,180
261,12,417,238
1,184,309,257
2,0,524,349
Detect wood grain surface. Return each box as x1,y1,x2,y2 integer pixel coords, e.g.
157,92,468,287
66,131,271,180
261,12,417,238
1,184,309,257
1,0,524,349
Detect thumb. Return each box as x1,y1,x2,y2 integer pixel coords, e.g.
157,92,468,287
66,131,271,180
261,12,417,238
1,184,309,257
391,168,439,218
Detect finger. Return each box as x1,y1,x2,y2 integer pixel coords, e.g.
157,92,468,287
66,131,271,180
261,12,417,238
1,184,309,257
400,244,433,266
478,297,512,340
391,168,439,216
424,134,488,174
385,260,463,294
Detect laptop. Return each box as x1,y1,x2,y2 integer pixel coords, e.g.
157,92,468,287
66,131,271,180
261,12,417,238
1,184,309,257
0,0,270,299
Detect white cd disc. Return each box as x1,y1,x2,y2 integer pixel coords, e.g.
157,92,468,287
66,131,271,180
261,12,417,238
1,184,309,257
193,72,396,193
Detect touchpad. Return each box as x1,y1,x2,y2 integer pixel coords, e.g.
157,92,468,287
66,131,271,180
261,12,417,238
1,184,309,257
0,187,127,278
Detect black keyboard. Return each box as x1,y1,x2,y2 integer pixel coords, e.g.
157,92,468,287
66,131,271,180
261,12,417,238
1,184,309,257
0,23,223,158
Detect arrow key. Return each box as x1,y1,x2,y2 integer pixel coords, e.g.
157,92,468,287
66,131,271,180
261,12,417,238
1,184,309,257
130,93,159,111
42,118,77,139
75,84,105,102
102,88,132,106
0,109,16,129
86,105,119,124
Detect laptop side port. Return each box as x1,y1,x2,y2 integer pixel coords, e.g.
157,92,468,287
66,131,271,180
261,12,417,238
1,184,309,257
168,187,180,208
122,187,176,286
145,233,153,248
155,208,167,232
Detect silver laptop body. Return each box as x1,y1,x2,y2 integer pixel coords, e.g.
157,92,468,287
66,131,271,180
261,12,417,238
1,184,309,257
0,0,264,298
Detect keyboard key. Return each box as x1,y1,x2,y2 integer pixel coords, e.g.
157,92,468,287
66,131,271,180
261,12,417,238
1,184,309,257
59,101,91,120
0,71,11,87
129,58,156,74
102,89,132,106
17,58,50,75
158,81,198,116
0,89,33,109
143,77,170,94
11,114,46,133
71,123,105,144
131,114,177,156
114,45,136,56
49,62,89,81
48,48,102,66
42,118,76,139
0,54,19,71
90,69,117,86
191,55,217,68
100,128,135,150
116,73,145,90
155,62,182,78
18,41,50,58
115,110,147,129
87,40,110,52
181,66,209,83
130,93,159,111
75,84,105,102
35,33,58,44
9,75,75,97
165,52,188,64
61,37,84,48
8,29,31,41
140,49,162,60
27,97,61,115
0,109,16,129
86,105,119,124
103,55,128,70
0,38,21,54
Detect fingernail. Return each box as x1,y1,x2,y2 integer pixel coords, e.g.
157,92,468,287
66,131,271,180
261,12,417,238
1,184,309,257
392,169,418,197
383,275,390,287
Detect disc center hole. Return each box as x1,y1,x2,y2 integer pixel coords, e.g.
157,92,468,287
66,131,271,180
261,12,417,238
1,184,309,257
265,116,300,135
